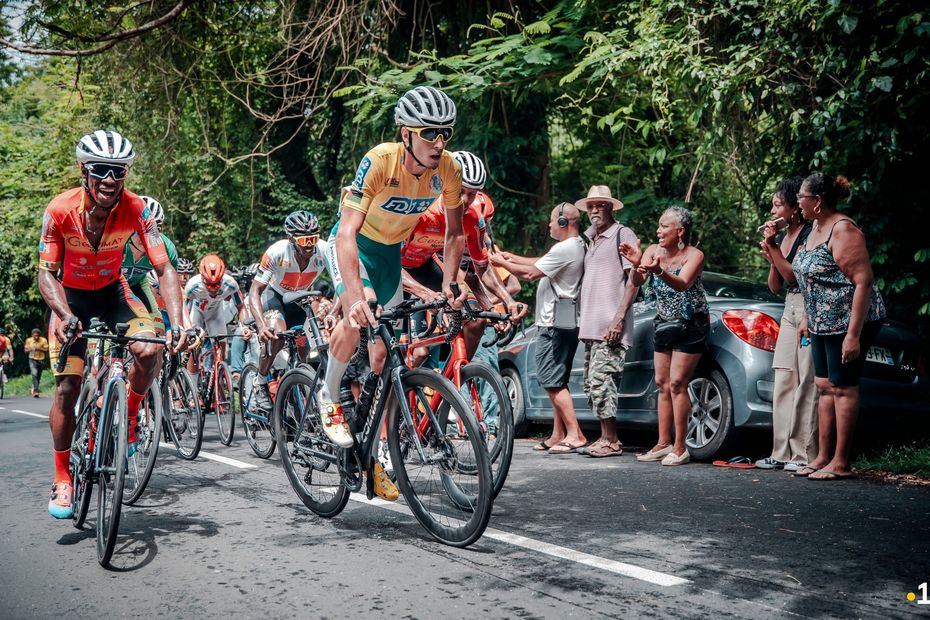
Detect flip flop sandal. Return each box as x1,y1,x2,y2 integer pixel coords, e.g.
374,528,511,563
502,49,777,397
533,441,555,451
712,456,755,468
793,466,819,477
547,441,588,454
587,442,623,458
808,470,856,481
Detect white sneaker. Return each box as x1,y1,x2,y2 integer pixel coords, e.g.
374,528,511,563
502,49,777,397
377,440,394,477
755,457,785,470
783,462,807,472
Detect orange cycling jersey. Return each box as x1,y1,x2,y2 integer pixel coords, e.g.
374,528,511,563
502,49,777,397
39,187,167,290
401,198,488,269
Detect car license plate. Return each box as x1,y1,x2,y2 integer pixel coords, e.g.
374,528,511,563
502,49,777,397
865,345,894,365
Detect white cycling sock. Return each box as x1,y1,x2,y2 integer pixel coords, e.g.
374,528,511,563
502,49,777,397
320,355,349,403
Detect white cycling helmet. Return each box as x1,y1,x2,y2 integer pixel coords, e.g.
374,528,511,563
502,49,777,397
139,196,164,229
394,86,456,128
75,130,136,165
454,151,487,190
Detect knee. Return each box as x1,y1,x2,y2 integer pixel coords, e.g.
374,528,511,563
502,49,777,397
668,377,688,395
411,347,428,367
655,375,670,393
134,343,162,369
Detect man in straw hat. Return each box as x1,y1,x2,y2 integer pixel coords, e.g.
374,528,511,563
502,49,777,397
574,185,639,457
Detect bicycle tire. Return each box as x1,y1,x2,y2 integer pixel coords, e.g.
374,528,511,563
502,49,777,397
274,367,349,518
123,382,163,505
460,361,515,499
215,361,235,445
388,367,493,547
71,378,96,529
239,363,276,459
97,380,128,566
165,369,203,460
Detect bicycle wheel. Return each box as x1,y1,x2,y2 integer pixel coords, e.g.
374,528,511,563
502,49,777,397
71,378,96,529
460,361,515,499
164,369,203,460
215,361,235,445
388,367,493,547
274,367,349,518
97,381,128,566
123,382,163,505
239,363,276,458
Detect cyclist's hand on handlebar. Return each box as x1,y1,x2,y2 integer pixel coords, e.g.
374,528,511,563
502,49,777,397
258,324,277,342
323,314,339,331
445,282,467,310
240,326,253,341
348,297,378,329
417,287,445,304
55,314,81,344
507,301,527,321
167,326,189,353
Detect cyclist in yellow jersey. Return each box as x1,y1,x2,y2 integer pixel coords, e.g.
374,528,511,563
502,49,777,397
321,87,466,495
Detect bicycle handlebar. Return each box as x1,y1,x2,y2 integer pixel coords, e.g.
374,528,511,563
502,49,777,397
55,316,79,373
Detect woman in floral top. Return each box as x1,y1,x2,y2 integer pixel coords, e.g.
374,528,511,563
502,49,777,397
621,206,708,466
792,173,886,481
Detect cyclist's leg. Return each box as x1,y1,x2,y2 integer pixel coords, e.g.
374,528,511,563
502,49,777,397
46,289,92,518
108,277,161,447
407,259,444,367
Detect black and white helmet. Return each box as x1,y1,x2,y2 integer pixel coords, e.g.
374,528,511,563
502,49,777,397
176,257,195,274
284,210,320,237
394,86,456,128
139,196,164,229
453,151,487,190
75,130,136,165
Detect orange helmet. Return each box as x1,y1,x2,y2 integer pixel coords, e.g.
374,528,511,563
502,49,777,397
199,254,226,286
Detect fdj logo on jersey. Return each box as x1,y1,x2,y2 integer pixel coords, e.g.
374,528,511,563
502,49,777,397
381,197,434,215
353,157,372,189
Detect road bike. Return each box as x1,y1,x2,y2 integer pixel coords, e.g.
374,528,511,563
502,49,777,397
190,334,237,445
239,290,326,459
59,319,167,566
274,297,493,547
403,285,516,498
161,356,202,460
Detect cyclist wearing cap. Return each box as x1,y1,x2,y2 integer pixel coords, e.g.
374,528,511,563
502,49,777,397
320,86,466,496
38,130,188,520
401,150,524,365
184,254,252,372
121,196,180,334
248,211,329,414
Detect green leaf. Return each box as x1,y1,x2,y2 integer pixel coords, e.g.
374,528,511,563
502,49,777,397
524,47,554,65
524,21,552,36
838,14,858,34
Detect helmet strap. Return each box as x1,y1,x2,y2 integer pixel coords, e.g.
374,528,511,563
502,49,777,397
403,132,431,172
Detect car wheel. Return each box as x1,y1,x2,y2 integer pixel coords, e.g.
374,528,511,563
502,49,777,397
685,368,736,461
500,366,531,437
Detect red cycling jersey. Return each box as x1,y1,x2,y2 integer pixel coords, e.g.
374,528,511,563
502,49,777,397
39,187,168,290
401,197,488,269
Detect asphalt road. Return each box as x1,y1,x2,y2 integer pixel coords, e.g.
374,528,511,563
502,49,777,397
1,395,928,619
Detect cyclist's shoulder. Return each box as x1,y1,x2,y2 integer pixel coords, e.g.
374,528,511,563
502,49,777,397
45,187,84,215
263,238,290,260
184,274,202,296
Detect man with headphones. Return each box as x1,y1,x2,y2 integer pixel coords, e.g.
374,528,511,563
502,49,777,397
490,202,588,454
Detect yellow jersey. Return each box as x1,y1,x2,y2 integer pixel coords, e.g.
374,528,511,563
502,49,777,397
342,143,463,245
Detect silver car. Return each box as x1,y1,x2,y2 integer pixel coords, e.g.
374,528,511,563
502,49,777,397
498,272,929,460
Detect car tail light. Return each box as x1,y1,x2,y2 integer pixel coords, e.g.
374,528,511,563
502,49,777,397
722,310,780,352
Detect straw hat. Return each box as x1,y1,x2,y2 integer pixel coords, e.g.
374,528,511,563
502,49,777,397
574,185,624,212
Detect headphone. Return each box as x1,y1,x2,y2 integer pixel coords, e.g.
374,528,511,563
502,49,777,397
557,202,569,228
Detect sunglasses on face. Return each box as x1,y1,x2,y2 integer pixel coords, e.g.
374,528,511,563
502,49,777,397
84,162,129,181
293,234,319,248
408,126,454,143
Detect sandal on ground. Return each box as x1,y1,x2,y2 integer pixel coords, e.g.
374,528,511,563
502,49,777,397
533,440,558,451
587,441,623,458
547,441,588,454
808,469,856,481
793,466,819,478
712,456,755,468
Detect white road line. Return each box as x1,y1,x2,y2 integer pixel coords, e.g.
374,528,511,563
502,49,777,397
158,443,258,469
347,492,688,587
3,408,49,420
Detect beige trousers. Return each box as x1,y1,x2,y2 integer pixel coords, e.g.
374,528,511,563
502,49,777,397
770,291,820,463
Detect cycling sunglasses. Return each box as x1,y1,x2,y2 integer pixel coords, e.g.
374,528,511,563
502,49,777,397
84,162,129,181
408,126,454,143
293,234,319,248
